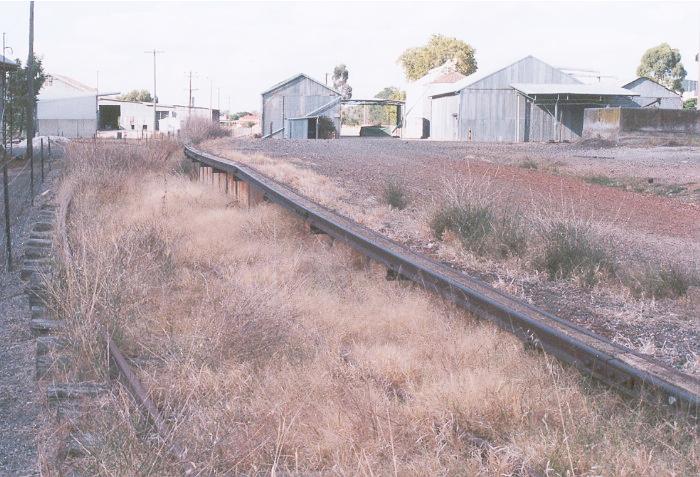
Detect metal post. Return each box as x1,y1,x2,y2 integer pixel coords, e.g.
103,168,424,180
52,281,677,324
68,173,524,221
1,34,11,270
47,137,51,171
40,137,43,182
553,97,559,142
145,49,163,134
27,1,34,203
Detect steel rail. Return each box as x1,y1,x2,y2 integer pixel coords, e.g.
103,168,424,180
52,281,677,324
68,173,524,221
57,181,193,474
185,144,699,412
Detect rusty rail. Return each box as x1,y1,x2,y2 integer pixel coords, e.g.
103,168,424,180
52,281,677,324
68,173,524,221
184,144,699,412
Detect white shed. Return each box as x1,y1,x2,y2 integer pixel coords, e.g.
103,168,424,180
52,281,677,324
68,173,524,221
37,74,97,138
403,60,466,139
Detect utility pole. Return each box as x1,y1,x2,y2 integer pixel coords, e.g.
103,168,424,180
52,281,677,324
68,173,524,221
208,77,213,117
2,32,12,270
188,70,193,108
26,1,34,203
144,49,163,134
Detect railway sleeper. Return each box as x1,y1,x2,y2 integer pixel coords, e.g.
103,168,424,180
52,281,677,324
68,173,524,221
63,431,102,459
21,265,51,282
47,382,107,404
29,231,53,241
24,247,51,259
30,318,65,337
33,222,55,232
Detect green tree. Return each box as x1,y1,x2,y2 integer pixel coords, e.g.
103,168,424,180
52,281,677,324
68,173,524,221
375,86,406,101
6,57,47,139
637,43,687,92
370,86,406,125
683,98,697,110
398,34,477,81
118,89,153,102
317,115,336,139
332,64,352,99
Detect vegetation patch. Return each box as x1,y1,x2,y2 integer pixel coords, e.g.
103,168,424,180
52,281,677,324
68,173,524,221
519,159,539,170
537,222,614,287
382,180,409,210
584,175,622,188
431,203,528,258
625,263,698,299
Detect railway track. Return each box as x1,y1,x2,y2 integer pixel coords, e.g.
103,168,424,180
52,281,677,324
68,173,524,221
184,143,699,412
56,180,193,473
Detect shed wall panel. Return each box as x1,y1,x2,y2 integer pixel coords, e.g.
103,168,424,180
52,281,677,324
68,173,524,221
430,95,460,140
262,76,340,138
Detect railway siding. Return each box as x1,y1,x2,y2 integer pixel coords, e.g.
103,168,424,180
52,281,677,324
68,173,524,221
184,144,700,411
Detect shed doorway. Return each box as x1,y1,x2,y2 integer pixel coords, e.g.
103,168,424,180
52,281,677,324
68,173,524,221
98,104,120,130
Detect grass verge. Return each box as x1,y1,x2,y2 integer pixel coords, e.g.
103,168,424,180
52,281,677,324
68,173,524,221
45,140,699,475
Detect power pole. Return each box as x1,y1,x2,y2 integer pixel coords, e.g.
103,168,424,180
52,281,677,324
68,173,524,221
26,1,34,203
188,70,193,108
2,32,12,271
144,49,163,134
208,77,213,117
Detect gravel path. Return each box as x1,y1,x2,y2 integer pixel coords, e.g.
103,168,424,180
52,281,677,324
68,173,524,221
0,145,63,475
221,138,700,265
204,138,700,375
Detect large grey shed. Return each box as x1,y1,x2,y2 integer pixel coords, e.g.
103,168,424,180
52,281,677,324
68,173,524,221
429,56,639,142
621,77,682,109
261,73,341,138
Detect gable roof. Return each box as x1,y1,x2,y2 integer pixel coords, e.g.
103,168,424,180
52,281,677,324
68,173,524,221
621,76,680,96
262,73,340,97
432,71,466,84
429,55,581,98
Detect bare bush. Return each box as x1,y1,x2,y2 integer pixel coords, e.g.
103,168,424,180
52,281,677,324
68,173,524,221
179,117,229,144
382,179,409,209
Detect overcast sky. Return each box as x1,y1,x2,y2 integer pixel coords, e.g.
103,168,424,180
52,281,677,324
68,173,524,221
2,1,699,111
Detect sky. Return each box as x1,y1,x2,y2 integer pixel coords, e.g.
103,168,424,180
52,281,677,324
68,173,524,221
1,0,699,112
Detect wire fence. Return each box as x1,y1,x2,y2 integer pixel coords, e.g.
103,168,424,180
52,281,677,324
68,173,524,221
0,137,61,270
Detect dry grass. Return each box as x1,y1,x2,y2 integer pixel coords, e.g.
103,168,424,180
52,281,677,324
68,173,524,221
47,141,699,475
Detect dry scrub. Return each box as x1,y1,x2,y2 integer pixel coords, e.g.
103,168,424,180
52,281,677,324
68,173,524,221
47,141,698,475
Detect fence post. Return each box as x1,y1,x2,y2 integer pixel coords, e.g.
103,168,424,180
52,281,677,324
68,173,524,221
40,137,44,183
47,138,51,172
2,153,11,271
29,136,34,205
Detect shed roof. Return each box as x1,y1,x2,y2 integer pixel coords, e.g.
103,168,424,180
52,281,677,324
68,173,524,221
510,83,639,96
429,55,578,98
261,73,340,97
621,77,680,96
0,54,18,70
431,71,466,84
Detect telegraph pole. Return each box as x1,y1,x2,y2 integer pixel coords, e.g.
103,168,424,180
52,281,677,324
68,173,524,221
27,1,35,202
144,49,163,134
208,77,213,117
2,32,12,270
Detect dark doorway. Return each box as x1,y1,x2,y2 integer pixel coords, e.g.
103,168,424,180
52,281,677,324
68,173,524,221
307,118,317,138
99,104,120,130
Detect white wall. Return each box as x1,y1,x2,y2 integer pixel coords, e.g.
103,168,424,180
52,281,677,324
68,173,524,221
37,78,97,138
